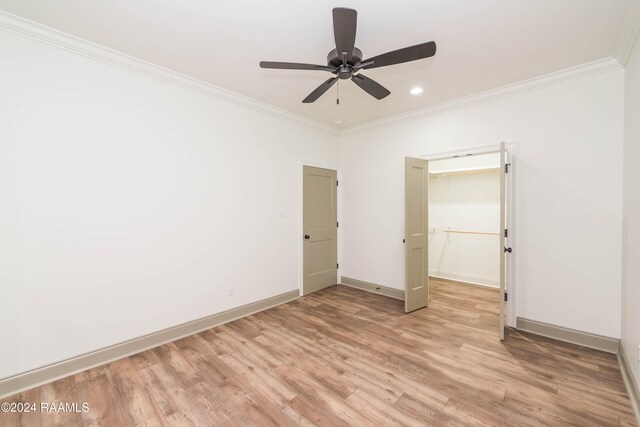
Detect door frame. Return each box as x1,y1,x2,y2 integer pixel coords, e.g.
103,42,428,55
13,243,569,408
298,161,340,296
418,142,518,328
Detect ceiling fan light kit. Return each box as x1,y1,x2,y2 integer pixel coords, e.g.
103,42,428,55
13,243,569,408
259,7,437,104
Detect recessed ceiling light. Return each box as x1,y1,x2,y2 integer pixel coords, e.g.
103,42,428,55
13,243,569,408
410,87,424,95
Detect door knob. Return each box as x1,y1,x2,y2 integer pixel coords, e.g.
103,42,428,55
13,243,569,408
304,235,310,239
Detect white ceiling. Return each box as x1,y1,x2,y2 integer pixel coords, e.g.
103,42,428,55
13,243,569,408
0,0,633,127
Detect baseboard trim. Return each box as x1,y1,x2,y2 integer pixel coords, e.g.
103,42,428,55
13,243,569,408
618,342,640,425
429,272,499,288
340,276,404,300
429,275,499,289
516,317,619,353
0,289,299,399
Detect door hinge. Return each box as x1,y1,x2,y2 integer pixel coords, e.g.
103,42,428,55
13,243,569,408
336,180,339,186
504,292,508,302
505,163,511,173
337,221,339,228
504,247,512,253
504,229,508,238
337,263,339,269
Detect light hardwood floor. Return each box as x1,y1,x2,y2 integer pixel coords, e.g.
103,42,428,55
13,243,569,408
1,279,636,426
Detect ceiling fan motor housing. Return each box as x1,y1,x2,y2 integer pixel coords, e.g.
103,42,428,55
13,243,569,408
328,47,363,79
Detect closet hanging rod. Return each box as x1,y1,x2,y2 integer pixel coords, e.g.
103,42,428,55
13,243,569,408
444,229,500,236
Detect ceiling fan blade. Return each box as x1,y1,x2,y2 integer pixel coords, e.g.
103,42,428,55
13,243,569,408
351,74,390,100
260,61,335,72
302,77,339,103
332,8,357,63
360,41,436,70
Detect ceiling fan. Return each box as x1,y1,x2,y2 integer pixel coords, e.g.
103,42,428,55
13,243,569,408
259,7,436,103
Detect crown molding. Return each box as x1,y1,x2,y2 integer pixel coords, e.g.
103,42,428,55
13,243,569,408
0,9,629,137
0,10,337,134
340,57,622,135
614,0,640,66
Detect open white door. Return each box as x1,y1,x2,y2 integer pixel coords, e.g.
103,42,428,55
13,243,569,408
405,157,429,313
499,142,510,339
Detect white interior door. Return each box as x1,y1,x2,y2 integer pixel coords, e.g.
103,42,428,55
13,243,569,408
405,157,429,313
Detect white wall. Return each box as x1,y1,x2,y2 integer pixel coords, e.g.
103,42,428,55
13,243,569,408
622,34,640,389
429,154,500,287
339,69,624,338
0,30,338,379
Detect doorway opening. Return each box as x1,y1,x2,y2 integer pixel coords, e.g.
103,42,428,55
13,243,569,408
405,144,511,339
429,152,503,337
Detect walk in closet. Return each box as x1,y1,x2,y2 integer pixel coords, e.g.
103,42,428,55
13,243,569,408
428,152,501,288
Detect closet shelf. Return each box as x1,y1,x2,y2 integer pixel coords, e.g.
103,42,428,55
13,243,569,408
428,166,500,178
445,229,500,236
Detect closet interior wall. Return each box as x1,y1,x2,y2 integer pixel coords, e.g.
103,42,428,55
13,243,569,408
428,153,501,287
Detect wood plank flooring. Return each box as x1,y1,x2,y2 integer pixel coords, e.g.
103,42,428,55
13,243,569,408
1,279,636,426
